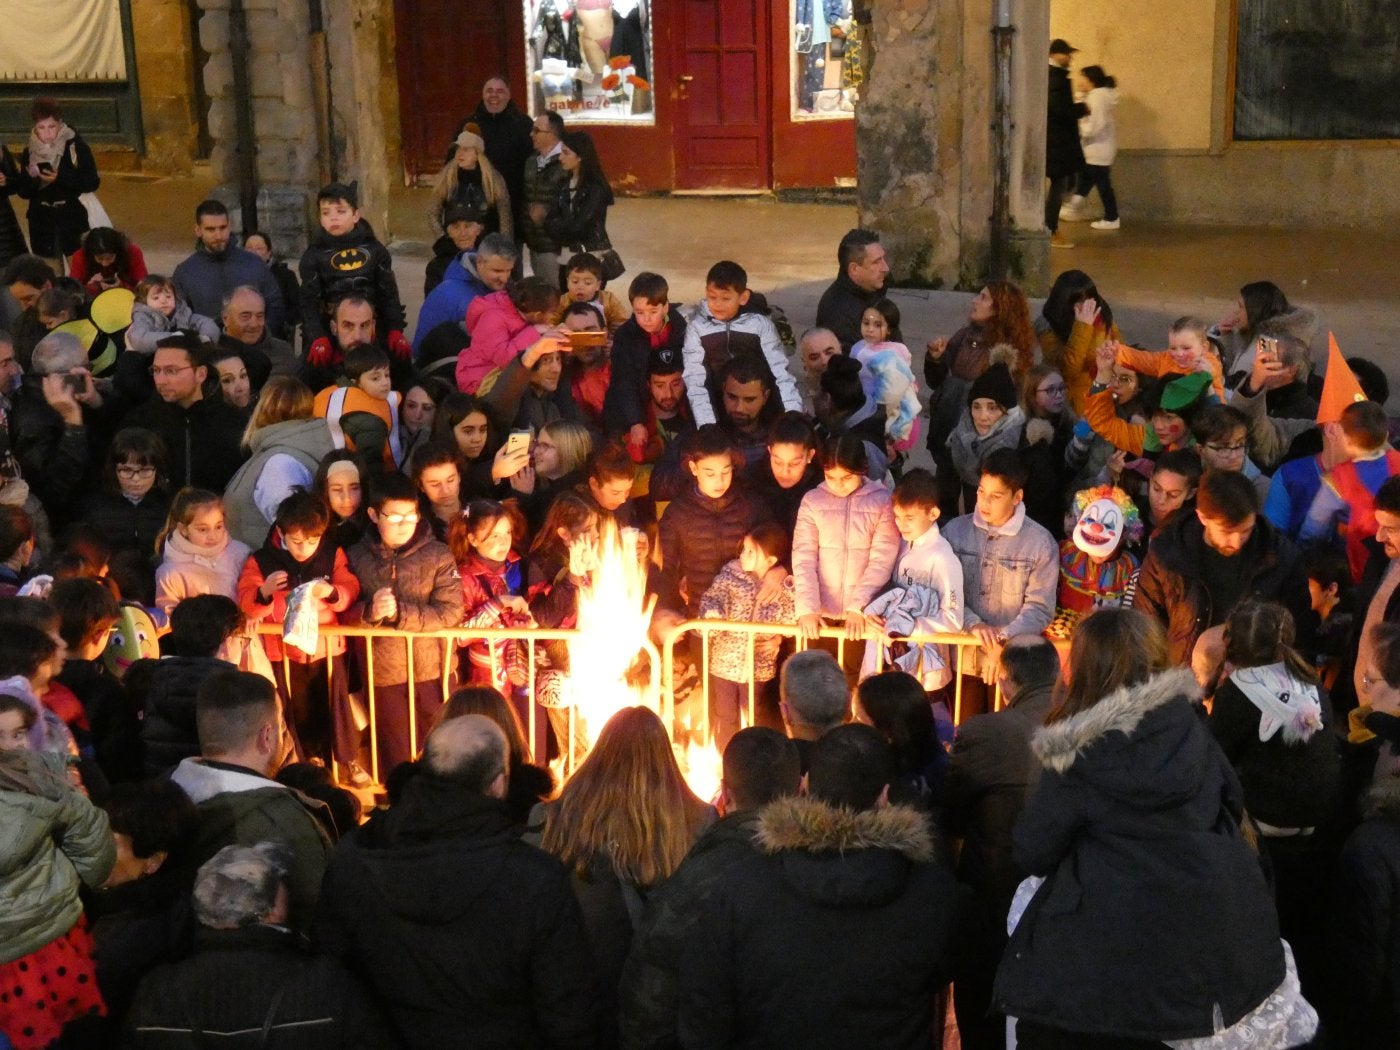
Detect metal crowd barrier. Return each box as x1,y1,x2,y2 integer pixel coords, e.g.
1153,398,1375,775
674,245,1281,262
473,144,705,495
251,621,991,785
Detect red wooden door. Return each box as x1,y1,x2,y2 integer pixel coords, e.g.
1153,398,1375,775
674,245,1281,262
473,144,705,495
671,0,771,189
393,0,512,179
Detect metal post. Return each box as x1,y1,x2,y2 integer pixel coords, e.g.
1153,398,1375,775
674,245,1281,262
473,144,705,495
988,0,1016,280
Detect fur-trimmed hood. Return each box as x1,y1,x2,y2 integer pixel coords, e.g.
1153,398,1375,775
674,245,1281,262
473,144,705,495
756,795,936,910
1032,668,1209,807
757,796,934,862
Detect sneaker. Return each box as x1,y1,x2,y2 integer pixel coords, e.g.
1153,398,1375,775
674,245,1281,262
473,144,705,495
1050,231,1075,248
1058,195,1085,221
1091,218,1120,230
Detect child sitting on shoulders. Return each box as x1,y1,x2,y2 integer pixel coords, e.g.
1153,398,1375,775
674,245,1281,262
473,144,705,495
301,181,410,369
604,271,689,454
698,521,795,750
313,344,405,469
681,260,802,427
154,488,251,616
1111,316,1225,402
125,274,219,353
550,252,627,332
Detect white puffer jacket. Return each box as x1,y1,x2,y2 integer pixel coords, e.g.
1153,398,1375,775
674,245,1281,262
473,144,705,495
1079,86,1118,166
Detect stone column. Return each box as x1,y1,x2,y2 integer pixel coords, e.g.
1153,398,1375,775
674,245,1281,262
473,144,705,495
855,0,1049,292
194,0,398,258
129,0,201,174
197,0,320,256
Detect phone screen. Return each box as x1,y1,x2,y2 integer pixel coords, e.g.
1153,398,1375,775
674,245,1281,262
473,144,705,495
506,430,531,455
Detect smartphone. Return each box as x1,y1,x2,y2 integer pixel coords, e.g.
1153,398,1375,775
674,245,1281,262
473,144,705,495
62,374,83,395
567,329,608,350
506,430,532,456
37,162,54,175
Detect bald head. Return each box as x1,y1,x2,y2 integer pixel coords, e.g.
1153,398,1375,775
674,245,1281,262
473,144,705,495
31,332,86,376
425,714,509,796
222,286,267,346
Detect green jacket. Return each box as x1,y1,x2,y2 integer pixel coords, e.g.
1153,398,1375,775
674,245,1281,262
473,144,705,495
170,758,334,929
0,750,115,964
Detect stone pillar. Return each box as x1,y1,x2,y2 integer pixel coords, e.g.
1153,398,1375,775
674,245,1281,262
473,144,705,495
855,0,1049,292
129,0,201,174
323,0,392,242
197,0,321,257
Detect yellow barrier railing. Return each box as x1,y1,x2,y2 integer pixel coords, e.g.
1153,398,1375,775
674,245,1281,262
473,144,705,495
250,621,988,786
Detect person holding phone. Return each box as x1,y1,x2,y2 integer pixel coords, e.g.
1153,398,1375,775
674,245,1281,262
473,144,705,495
14,97,100,270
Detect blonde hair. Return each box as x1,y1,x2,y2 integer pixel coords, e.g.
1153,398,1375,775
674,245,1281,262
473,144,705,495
539,420,593,480
540,706,705,885
430,132,509,233
155,487,222,556
241,376,314,451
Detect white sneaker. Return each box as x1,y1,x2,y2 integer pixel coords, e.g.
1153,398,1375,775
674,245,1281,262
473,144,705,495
1091,218,1120,230
1058,195,1086,221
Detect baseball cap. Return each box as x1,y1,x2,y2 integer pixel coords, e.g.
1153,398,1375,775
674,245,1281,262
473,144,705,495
1049,38,1078,56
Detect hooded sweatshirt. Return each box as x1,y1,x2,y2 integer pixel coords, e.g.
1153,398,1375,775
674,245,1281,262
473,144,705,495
1079,85,1119,166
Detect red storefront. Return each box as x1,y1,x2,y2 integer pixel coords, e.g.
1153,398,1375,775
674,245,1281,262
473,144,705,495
393,0,858,191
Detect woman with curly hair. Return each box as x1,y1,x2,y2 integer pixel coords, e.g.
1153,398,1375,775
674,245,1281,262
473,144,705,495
925,280,1036,513
536,706,714,1046
1035,268,1122,414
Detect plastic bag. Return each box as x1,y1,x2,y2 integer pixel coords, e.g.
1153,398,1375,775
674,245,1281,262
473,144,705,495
283,581,322,656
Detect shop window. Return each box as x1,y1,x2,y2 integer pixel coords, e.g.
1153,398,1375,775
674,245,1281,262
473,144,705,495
525,0,655,125
1233,0,1400,140
791,0,860,120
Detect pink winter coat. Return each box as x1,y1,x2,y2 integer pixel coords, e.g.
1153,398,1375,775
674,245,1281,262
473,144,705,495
154,530,252,616
457,291,543,393
792,479,901,619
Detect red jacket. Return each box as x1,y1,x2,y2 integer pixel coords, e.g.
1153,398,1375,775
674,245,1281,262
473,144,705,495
237,534,361,663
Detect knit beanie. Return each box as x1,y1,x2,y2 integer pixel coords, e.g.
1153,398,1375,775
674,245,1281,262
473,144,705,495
968,363,1017,410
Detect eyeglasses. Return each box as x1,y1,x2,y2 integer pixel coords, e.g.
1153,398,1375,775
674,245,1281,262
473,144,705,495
149,364,194,378
116,466,157,479
379,512,420,525
1204,443,1247,455
1037,384,1067,396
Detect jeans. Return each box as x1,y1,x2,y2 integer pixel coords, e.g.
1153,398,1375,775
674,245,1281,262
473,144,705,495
1075,164,1119,221
529,249,561,291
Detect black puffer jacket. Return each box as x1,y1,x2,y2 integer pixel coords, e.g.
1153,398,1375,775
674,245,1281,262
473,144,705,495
994,668,1285,1042
657,483,767,616
619,810,765,1050
316,775,598,1049
1133,509,1313,666
125,923,394,1048
677,797,967,1050
298,218,406,345
815,270,883,354
133,655,235,778
81,488,171,562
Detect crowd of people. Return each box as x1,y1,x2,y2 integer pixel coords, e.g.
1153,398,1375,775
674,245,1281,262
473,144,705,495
0,76,1396,1050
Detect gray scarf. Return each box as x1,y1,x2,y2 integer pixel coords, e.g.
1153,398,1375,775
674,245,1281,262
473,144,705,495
27,122,75,171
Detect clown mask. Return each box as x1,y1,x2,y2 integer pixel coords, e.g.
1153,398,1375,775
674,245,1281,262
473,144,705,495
1073,498,1128,559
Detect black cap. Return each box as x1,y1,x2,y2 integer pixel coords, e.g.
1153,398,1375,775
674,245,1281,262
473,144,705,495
648,342,682,376
441,202,476,227
1049,38,1078,55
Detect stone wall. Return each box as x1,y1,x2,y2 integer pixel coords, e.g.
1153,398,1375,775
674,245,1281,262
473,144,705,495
855,0,1049,293
128,0,201,174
